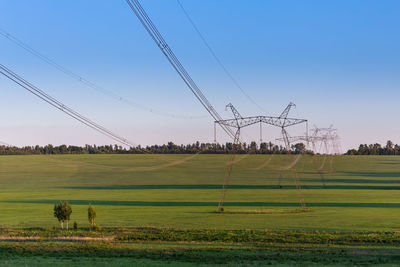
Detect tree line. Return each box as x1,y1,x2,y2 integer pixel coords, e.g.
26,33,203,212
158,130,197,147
0,142,311,155
346,140,399,155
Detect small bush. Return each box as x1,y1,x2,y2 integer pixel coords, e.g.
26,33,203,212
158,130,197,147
93,224,101,231
73,221,78,230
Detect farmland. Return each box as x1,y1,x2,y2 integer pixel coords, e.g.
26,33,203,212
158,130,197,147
1,154,400,265
1,154,400,230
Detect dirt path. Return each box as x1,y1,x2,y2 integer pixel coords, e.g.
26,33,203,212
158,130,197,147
0,236,114,242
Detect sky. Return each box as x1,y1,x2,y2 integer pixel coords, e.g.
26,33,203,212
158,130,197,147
0,0,399,151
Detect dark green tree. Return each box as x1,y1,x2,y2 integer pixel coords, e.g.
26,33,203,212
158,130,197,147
53,203,64,229
292,143,306,154
53,201,72,229
88,204,97,229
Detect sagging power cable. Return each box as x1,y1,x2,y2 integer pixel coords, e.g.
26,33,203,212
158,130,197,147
0,64,135,147
124,0,236,140
176,0,269,115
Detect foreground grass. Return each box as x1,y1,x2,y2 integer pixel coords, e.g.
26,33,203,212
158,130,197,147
4,247,398,266
2,228,400,266
3,227,400,244
1,227,400,266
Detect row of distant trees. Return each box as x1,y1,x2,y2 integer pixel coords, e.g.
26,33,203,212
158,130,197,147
0,142,311,155
346,141,399,155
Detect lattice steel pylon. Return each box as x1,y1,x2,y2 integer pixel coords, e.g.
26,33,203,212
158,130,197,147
282,125,341,155
215,103,308,211
276,125,341,189
311,125,339,155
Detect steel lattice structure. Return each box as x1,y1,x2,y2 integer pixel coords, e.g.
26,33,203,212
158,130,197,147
215,102,307,150
279,125,341,154
215,102,308,211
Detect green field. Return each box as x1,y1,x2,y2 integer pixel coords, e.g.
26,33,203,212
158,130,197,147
0,154,400,231
2,154,400,265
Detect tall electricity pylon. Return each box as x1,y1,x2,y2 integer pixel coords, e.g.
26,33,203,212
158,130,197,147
215,103,308,211
310,125,339,154
283,125,341,155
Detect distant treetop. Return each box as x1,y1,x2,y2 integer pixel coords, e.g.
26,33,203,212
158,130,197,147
0,141,311,155
346,141,399,155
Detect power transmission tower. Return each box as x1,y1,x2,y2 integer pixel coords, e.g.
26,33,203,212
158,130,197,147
215,103,308,211
124,1,309,211
291,125,340,187
284,125,340,155
276,125,339,188
311,125,339,155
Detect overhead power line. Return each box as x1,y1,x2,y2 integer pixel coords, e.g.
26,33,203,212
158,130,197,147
0,28,208,120
0,64,135,147
176,0,269,114
124,0,236,140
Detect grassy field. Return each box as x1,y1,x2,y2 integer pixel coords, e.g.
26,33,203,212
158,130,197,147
2,227,400,266
2,154,400,265
1,154,400,231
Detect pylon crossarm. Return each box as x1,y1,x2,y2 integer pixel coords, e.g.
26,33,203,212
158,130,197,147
216,116,307,129
261,117,307,128
215,116,262,128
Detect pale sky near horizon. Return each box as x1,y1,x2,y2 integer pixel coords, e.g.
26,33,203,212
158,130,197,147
1,0,399,151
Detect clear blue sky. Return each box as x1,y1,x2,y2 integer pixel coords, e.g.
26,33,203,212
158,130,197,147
1,0,399,150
